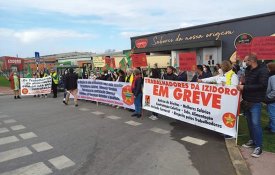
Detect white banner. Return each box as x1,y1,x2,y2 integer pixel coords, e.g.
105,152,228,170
20,76,52,96
143,78,240,137
78,79,135,109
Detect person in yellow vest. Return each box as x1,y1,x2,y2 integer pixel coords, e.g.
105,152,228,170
125,68,134,83
50,68,59,98
198,60,239,86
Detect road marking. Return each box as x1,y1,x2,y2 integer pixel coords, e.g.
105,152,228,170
3,119,17,124
0,147,32,163
91,111,105,115
79,108,90,111
150,127,170,134
49,155,75,170
0,115,9,119
0,136,19,146
181,136,207,146
125,121,142,126
32,142,53,152
19,132,38,140
0,162,52,175
10,125,26,131
106,115,121,120
0,128,9,134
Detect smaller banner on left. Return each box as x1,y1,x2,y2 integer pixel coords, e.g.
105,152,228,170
20,76,52,96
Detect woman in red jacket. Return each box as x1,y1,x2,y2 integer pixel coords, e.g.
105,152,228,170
9,72,21,99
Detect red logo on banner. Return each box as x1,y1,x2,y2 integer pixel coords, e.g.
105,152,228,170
222,113,236,128
122,85,134,105
131,53,148,68
22,88,29,95
135,39,148,48
145,95,150,106
179,52,197,71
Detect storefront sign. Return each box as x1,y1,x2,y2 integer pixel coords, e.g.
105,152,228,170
131,53,148,67
179,52,197,71
93,57,105,67
234,33,253,48
251,36,275,59
143,78,240,137
4,57,24,71
78,79,135,109
20,76,52,96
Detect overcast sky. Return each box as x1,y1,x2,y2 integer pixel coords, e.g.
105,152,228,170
0,0,274,57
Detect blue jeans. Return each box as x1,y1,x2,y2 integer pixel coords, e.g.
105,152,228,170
267,103,275,132
134,93,142,114
244,103,263,148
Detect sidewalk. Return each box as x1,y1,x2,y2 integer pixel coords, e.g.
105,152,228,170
240,147,275,175
0,86,13,95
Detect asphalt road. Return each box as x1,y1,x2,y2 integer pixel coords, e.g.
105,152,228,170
0,94,236,175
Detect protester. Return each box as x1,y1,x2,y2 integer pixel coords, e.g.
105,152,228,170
116,70,126,82
191,65,210,82
149,63,162,120
177,70,187,81
32,72,40,98
237,54,269,158
265,62,275,134
64,68,79,107
50,68,59,98
213,64,222,76
198,60,239,86
8,71,21,99
62,69,68,103
125,68,134,83
131,68,143,118
162,66,178,80
203,65,212,77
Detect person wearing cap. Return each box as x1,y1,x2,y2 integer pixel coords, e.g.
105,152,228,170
50,68,59,98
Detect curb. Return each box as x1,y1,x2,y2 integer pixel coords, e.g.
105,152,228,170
225,139,251,175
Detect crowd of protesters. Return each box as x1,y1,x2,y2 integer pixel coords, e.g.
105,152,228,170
6,54,275,158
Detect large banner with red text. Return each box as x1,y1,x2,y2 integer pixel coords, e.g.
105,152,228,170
143,78,240,137
78,79,135,110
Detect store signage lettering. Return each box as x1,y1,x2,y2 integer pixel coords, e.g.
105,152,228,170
152,30,234,46
7,59,21,64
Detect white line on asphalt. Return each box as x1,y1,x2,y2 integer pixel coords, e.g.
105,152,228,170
3,119,17,124
0,128,9,134
0,147,32,163
32,142,53,152
0,115,9,119
125,120,142,126
0,136,19,146
106,115,121,120
0,162,52,175
150,127,170,134
19,132,38,140
91,111,105,115
79,108,90,111
10,125,26,131
181,136,208,146
48,155,75,170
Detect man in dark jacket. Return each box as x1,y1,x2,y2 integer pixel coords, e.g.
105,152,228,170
191,65,209,82
131,69,143,118
163,66,178,80
178,70,187,81
64,68,79,107
237,54,269,158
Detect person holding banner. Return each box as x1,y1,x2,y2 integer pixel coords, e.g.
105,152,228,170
237,54,269,158
198,60,239,86
162,66,178,80
191,65,210,82
39,70,48,98
8,71,21,99
50,69,59,98
125,68,134,83
64,68,79,107
131,69,143,118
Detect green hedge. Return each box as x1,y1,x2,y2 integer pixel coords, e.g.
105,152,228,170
0,76,10,87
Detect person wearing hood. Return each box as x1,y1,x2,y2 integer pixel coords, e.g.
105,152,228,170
8,71,21,99
198,60,239,86
265,62,275,134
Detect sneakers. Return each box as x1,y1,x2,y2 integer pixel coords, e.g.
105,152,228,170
149,115,158,120
242,140,255,148
131,113,138,117
251,147,262,158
